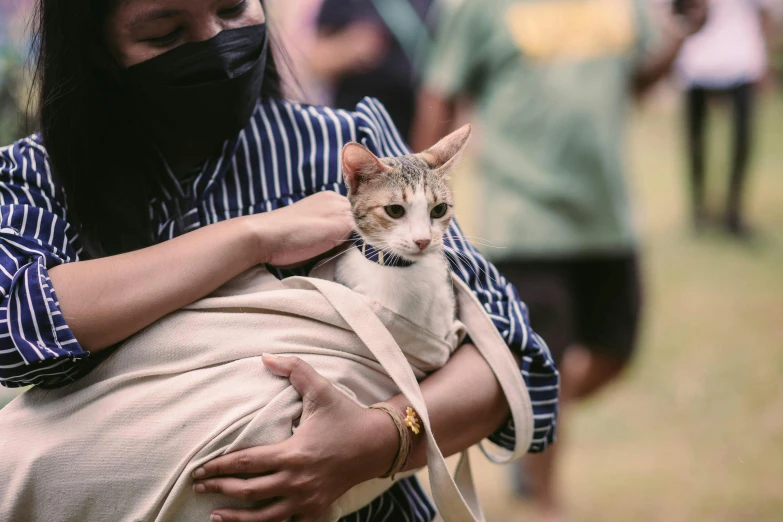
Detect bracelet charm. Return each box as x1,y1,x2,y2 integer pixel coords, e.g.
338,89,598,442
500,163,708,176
404,407,421,435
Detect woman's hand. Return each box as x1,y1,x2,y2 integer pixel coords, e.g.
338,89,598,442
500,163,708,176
254,191,353,268
193,355,399,522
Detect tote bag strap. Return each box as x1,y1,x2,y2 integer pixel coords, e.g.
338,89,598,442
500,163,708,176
300,277,482,522
295,276,534,520
450,275,535,463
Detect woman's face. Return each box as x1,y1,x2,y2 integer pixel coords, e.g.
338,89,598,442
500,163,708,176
106,0,266,68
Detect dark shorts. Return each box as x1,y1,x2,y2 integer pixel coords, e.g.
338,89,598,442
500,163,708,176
495,254,643,366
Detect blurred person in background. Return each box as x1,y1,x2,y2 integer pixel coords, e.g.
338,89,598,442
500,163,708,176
676,0,780,238
305,0,435,143
412,0,706,520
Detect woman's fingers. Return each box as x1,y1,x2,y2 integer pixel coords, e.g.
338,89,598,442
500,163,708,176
258,191,352,267
194,355,395,522
194,445,282,479
194,474,288,502
210,500,293,522
262,355,338,410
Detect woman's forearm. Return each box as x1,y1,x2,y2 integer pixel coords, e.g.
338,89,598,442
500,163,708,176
49,191,351,353
387,343,511,470
49,191,353,353
49,216,262,352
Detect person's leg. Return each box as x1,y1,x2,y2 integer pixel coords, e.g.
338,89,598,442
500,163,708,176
726,82,755,236
557,344,626,401
685,86,708,230
511,253,642,522
566,254,642,398
494,260,574,521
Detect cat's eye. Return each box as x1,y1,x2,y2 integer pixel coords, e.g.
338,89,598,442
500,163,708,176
430,203,448,219
385,205,406,219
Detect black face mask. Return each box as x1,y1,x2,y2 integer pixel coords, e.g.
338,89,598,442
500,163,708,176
120,23,268,171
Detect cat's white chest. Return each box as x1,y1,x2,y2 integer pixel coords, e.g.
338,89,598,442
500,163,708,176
334,248,455,338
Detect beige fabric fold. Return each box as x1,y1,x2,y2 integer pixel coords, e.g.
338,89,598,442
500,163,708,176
0,265,532,522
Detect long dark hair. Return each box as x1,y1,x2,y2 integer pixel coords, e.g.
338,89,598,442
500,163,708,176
29,0,284,258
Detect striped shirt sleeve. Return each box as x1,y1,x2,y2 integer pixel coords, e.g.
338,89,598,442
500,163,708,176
0,135,88,389
353,97,559,453
444,223,559,453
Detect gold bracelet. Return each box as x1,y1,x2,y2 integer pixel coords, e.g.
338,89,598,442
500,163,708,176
369,403,420,479
401,406,421,435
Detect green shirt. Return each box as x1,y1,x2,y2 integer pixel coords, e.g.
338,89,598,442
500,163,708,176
425,0,656,259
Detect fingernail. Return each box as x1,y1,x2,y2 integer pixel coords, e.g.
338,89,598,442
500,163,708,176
211,515,223,522
193,467,206,478
194,483,206,493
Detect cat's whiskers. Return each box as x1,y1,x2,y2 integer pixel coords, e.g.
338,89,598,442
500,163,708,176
462,242,507,249
335,236,363,244
444,233,506,250
369,241,419,265
313,243,359,269
355,240,413,265
449,249,502,289
458,235,507,248
445,254,486,291
452,249,501,283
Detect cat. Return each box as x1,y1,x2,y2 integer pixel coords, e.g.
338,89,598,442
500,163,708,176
334,124,471,339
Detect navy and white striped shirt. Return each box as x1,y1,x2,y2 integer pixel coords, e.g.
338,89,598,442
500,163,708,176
0,97,558,521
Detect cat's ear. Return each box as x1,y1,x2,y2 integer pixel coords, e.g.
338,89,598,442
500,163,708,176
418,124,472,178
341,142,390,195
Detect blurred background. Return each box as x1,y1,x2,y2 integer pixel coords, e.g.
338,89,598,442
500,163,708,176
2,0,782,521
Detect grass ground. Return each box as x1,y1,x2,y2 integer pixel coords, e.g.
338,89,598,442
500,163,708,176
1,91,781,522
449,90,783,522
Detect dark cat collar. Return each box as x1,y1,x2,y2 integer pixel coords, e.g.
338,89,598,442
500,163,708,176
351,233,416,268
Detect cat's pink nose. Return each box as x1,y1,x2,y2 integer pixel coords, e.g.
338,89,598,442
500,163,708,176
415,239,431,251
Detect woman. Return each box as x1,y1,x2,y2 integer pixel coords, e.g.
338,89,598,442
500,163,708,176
0,1,557,521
